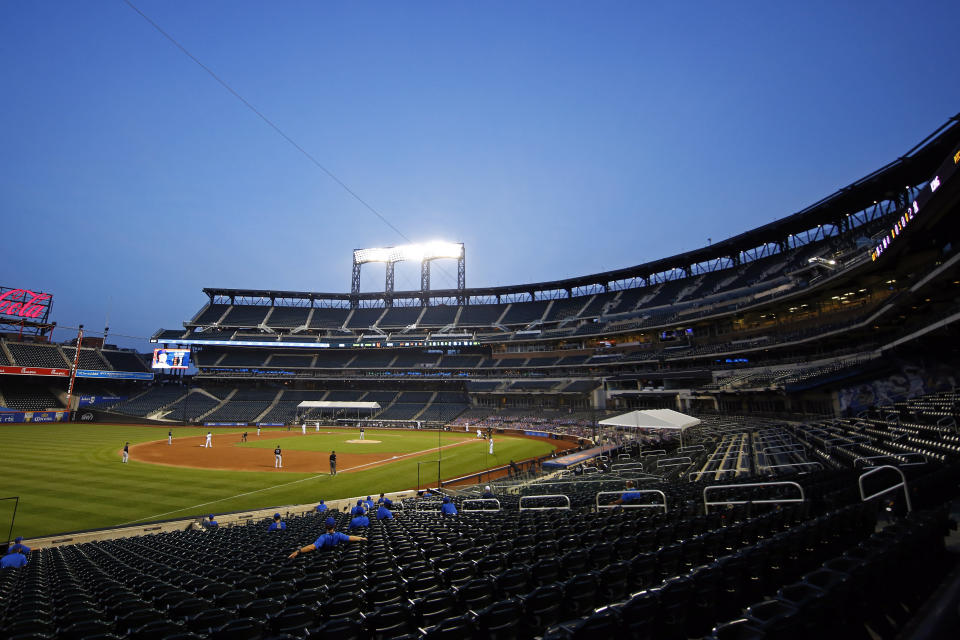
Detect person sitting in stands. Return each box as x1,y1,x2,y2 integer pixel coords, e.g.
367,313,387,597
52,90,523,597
9,537,30,555
316,500,328,513
349,508,370,530
376,504,394,520
351,500,366,516
203,514,219,529
481,485,495,499
1,547,27,569
363,495,375,510
614,481,642,506
440,496,458,516
288,517,365,558
377,493,393,507
268,513,286,531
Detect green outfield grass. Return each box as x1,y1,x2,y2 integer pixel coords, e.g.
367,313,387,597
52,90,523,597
0,424,553,540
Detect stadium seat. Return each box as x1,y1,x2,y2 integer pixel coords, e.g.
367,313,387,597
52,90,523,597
412,589,457,627
519,584,564,633
475,597,523,639
211,617,265,640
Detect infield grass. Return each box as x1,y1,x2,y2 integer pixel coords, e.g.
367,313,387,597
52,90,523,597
0,424,553,539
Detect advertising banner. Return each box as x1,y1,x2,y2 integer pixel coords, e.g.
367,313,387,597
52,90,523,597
76,370,154,381
0,365,69,377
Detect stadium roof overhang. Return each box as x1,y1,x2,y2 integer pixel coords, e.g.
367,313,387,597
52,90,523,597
200,114,959,306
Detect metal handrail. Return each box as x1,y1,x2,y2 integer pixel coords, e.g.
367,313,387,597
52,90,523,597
581,466,600,475
703,481,805,514
677,445,706,454
761,445,806,454
853,453,927,468
611,462,644,472
657,456,693,469
519,494,571,511
640,449,667,457
461,498,501,512
858,465,912,512
759,461,823,472
595,490,667,512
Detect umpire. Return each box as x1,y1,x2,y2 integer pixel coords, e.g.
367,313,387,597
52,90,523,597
329,450,337,476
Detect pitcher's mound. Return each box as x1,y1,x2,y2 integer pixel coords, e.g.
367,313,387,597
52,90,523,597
345,439,382,444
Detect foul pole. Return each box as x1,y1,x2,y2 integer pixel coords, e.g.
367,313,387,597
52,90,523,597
64,324,84,420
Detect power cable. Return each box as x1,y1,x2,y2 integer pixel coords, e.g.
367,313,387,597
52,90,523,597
122,0,411,244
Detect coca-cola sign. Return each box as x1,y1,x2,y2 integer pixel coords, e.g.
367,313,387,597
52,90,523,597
0,287,52,320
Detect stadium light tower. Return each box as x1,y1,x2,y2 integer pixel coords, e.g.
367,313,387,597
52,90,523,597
350,242,465,308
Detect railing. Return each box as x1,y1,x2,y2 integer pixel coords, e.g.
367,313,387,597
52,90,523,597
703,481,805,514
581,466,600,475
595,490,667,512
461,498,501,512
657,456,693,469
677,445,706,455
761,445,806,455
611,462,644,472
853,453,927,468
858,465,912,513
639,449,667,457
759,461,823,472
518,494,571,511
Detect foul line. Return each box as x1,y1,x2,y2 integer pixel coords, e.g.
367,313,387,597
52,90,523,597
118,438,479,525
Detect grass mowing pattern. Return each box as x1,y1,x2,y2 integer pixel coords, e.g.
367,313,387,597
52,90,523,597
0,424,554,539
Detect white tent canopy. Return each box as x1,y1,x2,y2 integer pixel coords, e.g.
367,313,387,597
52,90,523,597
297,401,381,410
599,409,701,447
599,409,701,431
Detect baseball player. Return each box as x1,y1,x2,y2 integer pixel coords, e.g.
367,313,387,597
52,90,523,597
205,431,212,448
476,429,482,439
329,451,337,476
360,426,365,440
315,422,320,432
488,437,494,455
242,431,248,443
257,425,261,437
274,445,282,469
301,422,307,435
121,442,129,463
168,430,172,445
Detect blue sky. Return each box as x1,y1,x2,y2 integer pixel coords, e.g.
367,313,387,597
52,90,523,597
1,1,958,349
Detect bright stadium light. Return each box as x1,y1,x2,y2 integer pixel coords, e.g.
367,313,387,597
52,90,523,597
353,241,464,265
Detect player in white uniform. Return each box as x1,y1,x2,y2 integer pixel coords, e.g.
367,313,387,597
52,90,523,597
257,425,261,437
476,429,482,439
122,442,129,463
168,430,172,445
488,437,494,455
315,422,320,432
205,431,212,448
301,422,307,435
274,445,282,468
360,427,365,440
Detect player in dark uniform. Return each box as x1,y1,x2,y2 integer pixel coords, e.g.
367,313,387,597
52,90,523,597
274,445,282,469
329,451,337,475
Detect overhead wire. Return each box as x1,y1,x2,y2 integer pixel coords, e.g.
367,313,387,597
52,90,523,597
121,0,456,291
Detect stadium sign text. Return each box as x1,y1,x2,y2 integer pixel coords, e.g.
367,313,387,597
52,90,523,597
0,288,52,319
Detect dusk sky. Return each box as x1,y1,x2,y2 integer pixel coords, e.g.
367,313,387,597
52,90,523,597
2,1,958,350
